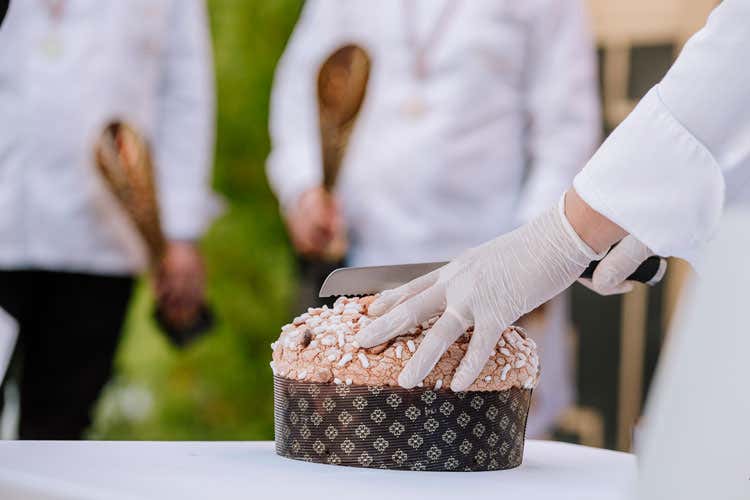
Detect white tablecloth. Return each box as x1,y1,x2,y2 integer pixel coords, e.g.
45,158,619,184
0,440,635,500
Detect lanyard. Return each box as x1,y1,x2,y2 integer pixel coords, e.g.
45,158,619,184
40,0,66,24
38,0,67,59
402,0,462,80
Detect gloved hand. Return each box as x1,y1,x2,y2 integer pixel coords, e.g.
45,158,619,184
355,198,604,391
578,235,661,296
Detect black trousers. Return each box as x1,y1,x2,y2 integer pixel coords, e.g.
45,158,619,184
294,256,345,312
0,270,134,439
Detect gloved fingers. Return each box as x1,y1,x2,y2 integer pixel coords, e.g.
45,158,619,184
355,284,444,348
368,269,441,317
577,277,634,296
397,309,468,389
591,235,653,294
450,322,503,392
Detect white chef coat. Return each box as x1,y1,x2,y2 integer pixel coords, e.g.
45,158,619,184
574,0,750,267
0,0,218,275
267,0,600,267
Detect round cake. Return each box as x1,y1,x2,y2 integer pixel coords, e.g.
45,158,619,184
271,296,540,471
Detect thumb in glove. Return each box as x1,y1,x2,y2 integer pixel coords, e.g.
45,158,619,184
578,235,662,296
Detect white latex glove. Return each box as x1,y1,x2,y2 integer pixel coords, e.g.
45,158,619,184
578,235,663,296
355,198,604,391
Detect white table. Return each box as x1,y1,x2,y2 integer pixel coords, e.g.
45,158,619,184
0,440,635,500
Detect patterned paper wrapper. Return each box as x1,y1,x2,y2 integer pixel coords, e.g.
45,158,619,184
274,376,532,472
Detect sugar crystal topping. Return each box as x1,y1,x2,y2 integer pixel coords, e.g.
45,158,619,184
271,296,539,391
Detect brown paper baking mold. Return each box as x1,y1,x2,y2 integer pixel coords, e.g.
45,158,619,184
274,376,531,472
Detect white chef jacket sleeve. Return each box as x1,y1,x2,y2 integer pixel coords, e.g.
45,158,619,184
153,0,220,241
515,0,600,225
574,0,750,265
265,0,337,212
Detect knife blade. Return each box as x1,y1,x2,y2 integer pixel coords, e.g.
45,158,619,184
319,261,448,297
318,256,667,297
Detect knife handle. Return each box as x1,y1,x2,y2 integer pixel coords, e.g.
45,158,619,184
580,255,667,285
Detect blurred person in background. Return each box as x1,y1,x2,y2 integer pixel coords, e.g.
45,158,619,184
0,0,218,439
267,0,600,438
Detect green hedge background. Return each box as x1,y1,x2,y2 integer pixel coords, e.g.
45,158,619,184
91,0,304,440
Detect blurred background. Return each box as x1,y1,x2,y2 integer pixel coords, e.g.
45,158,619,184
0,0,719,450
89,1,306,441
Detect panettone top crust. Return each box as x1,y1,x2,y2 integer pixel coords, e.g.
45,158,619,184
271,296,539,392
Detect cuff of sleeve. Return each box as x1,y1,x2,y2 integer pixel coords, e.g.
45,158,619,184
278,177,321,216
161,192,225,241
265,151,322,214
573,87,724,266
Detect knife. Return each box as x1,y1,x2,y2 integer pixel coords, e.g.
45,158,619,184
319,256,667,297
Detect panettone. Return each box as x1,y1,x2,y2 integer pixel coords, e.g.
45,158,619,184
271,296,539,471
271,296,540,391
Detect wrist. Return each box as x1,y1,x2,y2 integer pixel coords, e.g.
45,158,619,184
167,239,199,249
563,189,626,254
